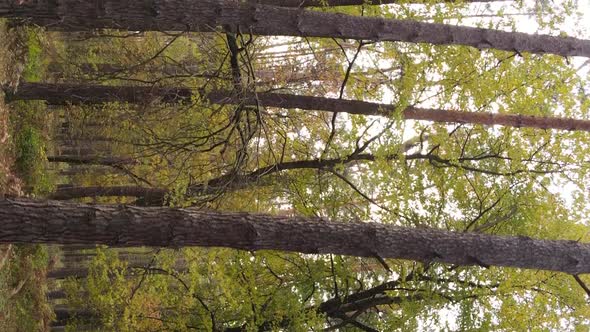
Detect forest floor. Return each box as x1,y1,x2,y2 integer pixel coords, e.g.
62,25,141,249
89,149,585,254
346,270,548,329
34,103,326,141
0,20,55,331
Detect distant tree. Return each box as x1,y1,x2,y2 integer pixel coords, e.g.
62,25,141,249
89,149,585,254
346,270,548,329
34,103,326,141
47,155,137,166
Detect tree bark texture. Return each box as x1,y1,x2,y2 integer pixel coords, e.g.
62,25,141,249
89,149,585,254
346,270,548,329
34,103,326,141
1,198,590,274
10,83,590,132
1,0,589,57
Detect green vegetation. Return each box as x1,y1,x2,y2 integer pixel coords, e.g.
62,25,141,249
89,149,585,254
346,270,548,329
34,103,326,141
21,28,46,83
11,26,53,195
15,116,53,195
0,244,53,332
0,21,54,331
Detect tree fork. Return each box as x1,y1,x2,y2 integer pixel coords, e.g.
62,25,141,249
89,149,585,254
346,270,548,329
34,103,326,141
2,198,590,274
1,0,589,57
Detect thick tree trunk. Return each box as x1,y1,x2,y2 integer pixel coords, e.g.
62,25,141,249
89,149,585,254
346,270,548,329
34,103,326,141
252,0,506,7
48,155,138,166
1,198,590,274
11,83,590,132
1,0,588,57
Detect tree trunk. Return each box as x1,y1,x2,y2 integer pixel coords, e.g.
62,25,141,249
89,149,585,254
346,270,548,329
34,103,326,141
47,263,187,280
57,146,97,156
48,267,90,279
252,0,506,7
3,82,192,105
210,91,590,132
11,83,590,132
52,305,97,327
49,186,167,203
46,62,211,79
48,155,138,166
2,198,590,274
1,0,588,57
47,290,67,300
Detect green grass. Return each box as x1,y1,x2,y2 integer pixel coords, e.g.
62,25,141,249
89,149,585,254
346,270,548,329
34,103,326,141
13,122,53,195
22,28,46,83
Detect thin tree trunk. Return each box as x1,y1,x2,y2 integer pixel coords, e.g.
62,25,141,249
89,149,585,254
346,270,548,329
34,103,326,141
57,146,97,156
46,62,212,79
210,91,590,132
49,186,167,203
2,198,590,274
48,155,138,166
11,83,590,132
52,305,97,327
1,0,588,57
4,82,192,105
47,263,187,279
47,290,67,300
251,0,506,6
48,267,90,279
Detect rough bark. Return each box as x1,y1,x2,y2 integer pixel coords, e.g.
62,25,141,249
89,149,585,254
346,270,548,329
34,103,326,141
1,0,588,57
252,0,506,6
1,198,590,274
11,83,590,132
